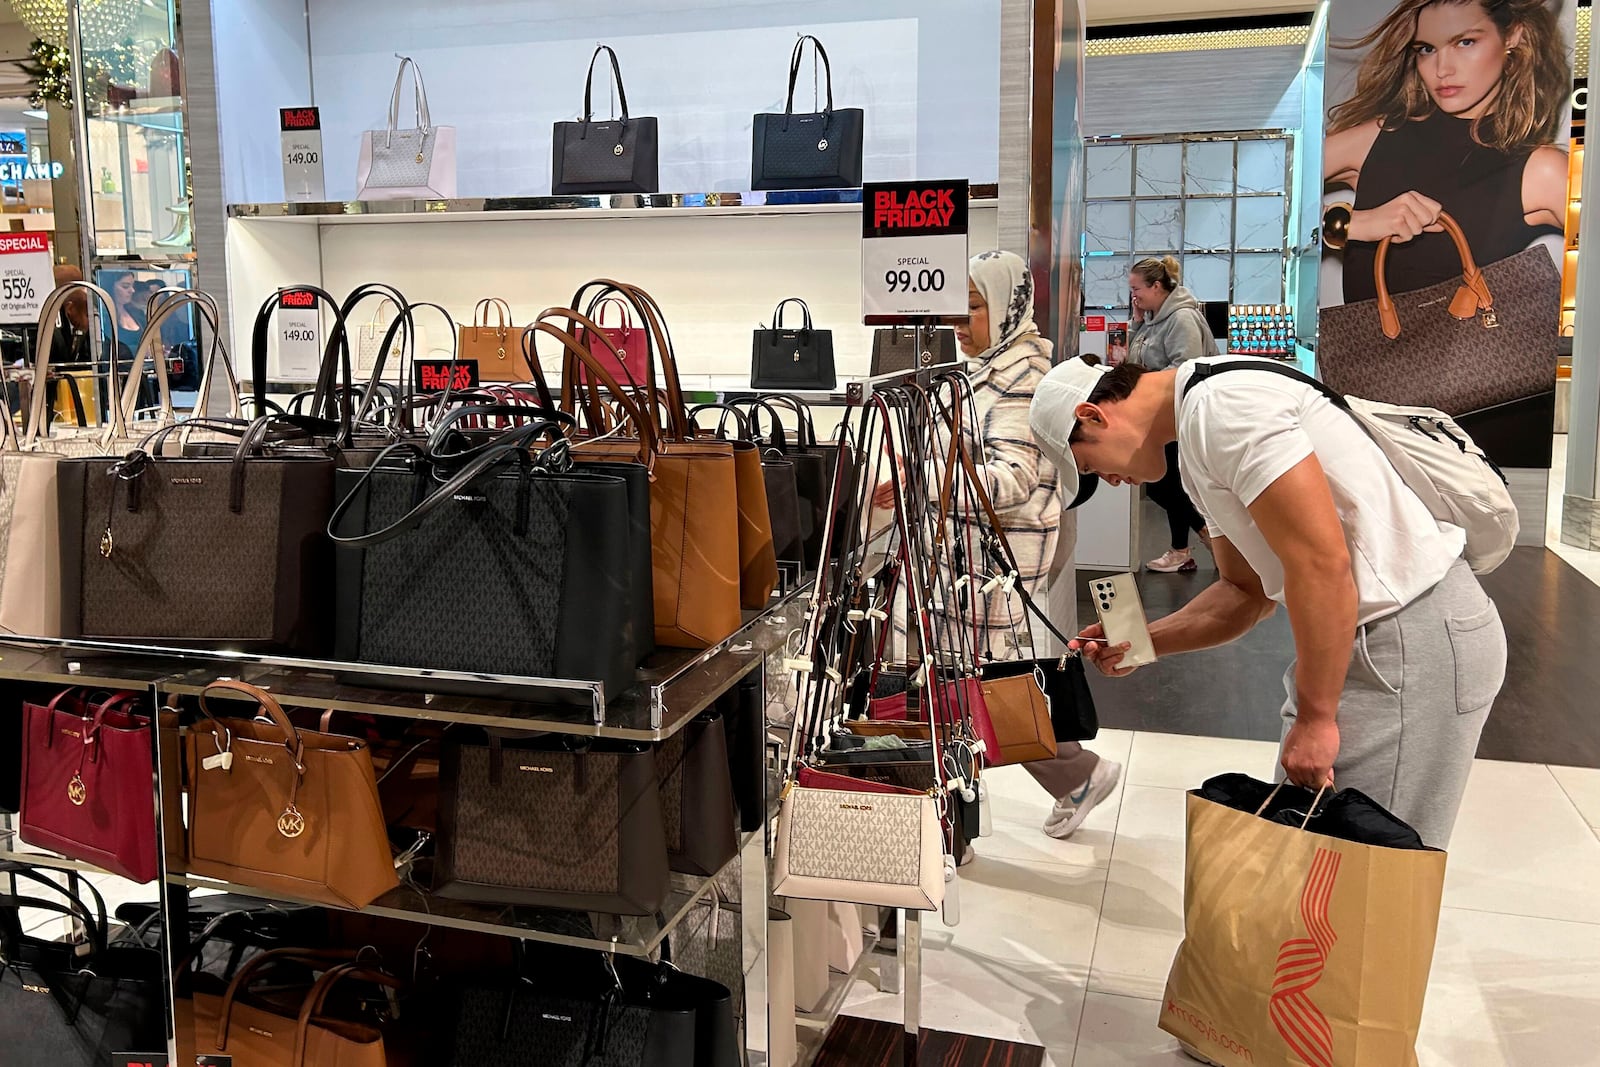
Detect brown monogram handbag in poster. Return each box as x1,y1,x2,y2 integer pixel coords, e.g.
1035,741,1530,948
182,680,398,908
1317,211,1559,416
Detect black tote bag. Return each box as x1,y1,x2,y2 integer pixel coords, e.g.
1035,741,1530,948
751,298,836,390
751,35,864,190
552,45,660,194
329,422,641,696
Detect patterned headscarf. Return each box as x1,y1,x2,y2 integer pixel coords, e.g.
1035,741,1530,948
968,249,1039,364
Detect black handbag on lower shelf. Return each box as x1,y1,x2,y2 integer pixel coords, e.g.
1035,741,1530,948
657,712,739,877
0,863,166,1061
751,298,836,391
329,416,644,696
432,733,670,915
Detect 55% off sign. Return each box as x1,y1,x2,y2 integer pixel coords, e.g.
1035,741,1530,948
0,232,52,324
860,179,968,323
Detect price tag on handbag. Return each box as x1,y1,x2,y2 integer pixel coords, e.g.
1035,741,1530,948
280,106,325,202
861,179,969,324
276,288,321,379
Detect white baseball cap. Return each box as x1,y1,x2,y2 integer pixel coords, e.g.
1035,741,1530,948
1030,357,1112,509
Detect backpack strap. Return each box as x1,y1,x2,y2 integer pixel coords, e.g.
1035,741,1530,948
1182,360,1349,411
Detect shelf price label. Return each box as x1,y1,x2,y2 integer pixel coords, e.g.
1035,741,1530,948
0,232,51,324
280,107,325,203
276,288,322,379
860,179,969,324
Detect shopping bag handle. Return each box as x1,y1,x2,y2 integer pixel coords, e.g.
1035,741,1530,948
1254,780,1332,829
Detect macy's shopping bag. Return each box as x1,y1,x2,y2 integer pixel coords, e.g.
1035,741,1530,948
1159,774,1447,1067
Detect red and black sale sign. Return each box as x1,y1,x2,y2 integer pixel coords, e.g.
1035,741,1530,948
279,107,320,132
861,180,969,239
415,360,480,393
860,179,970,323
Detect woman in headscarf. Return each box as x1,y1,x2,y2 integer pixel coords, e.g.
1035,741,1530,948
877,250,1120,840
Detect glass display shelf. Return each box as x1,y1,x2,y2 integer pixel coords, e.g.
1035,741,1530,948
0,583,806,739
226,186,999,225
91,98,186,135
167,851,741,958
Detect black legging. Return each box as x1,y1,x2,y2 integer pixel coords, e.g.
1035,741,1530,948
1147,441,1206,551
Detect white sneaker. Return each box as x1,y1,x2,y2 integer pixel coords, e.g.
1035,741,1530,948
1043,759,1122,839
1146,548,1197,573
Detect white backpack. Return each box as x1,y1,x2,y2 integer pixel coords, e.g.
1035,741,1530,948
1184,362,1518,574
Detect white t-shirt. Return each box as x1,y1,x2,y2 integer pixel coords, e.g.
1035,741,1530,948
1175,357,1465,624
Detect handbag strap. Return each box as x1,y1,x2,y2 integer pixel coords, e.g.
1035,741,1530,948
688,402,752,441
761,393,820,448
327,421,561,548
771,297,814,333
165,289,240,421
535,310,656,459
581,44,631,125
333,282,409,420
250,284,354,444
569,279,691,440
784,35,835,118
26,280,127,447
216,947,359,1050
730,396,791,453
385,55,432,145
294,963,403,1067
590,296,634,333
1372,210,1492,340
0,863,110,959
473,298,511,331
197,677,308,778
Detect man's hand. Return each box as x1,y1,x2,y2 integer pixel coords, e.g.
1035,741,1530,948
1280,715,1339,790
1071,623,1139,677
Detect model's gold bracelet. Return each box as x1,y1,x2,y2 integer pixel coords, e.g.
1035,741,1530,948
1322,202,1353,251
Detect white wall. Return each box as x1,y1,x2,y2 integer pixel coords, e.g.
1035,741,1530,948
212,0,1002,204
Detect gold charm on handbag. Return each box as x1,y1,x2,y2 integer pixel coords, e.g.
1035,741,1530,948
67,773,86,806
277,804,307,839
1482,308,1500,329
99,528,113,558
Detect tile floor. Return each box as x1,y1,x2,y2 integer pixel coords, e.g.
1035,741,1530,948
839,731,1600,1065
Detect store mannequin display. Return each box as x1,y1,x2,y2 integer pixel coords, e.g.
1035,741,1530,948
873,250,1121,842
1128,256,1216,576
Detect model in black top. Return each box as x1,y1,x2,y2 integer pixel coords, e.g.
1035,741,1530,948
1324,0,1568,303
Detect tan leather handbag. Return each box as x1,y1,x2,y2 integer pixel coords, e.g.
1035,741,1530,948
183,680,399,908
538,295,743,649
192,949,397,1067
458,297,533,383
978,669,1058,765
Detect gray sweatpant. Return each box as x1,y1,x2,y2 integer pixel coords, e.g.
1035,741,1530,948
1277,559,1506,849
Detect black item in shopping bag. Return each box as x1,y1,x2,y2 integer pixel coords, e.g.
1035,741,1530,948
1196,773,1432,851
751,299,835,391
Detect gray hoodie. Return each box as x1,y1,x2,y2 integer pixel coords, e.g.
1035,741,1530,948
1129,285,1218,370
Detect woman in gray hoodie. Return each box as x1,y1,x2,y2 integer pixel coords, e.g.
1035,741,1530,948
1129,257,1217,573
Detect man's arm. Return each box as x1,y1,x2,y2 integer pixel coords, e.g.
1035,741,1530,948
1249,453,1357,787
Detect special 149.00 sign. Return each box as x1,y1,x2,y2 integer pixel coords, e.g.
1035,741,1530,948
860,179,968,324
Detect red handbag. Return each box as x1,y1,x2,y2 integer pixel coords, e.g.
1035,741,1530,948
19,688,158,883
576,295,649,387
867,676,1001,761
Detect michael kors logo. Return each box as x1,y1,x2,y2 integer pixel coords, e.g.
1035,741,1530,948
22,983,48,995
170,476,204,486
277,805,306,839
839,802,874,812
518,765,555,773
68,773,87,806
61,728,81,738
248,1026,275,1038
541,1013,574,1022
452,493,487,504
245,754,274,765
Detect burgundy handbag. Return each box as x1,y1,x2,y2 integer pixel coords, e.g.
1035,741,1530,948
576,296,649,387
19,688,158,883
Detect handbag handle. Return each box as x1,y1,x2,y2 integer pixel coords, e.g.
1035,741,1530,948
590,295,635,334
215,947,360,1050
385,55,432,145
1372,210,1493,340
472,297,511,332
761,393,820,448
568,280,692,441
197,677,307,777
537,307,660,462
250,284,355,445
730,396,792,453
688,402,752,441
770,297,814,333
157,289,240,421
26,280,127,447
581,44,631,125
327,421,558,548
784,35,835,119
332,282,410,423
0,863,111,959
294,963,404,1067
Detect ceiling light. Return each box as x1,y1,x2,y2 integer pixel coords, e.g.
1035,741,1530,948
8,0,143,51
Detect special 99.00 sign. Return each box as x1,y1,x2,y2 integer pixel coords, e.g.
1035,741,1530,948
860,180,969,324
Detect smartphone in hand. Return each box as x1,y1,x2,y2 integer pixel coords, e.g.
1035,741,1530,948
1090,573,1157,668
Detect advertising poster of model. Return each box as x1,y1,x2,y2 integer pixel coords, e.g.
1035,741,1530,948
1319,0,1575,470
